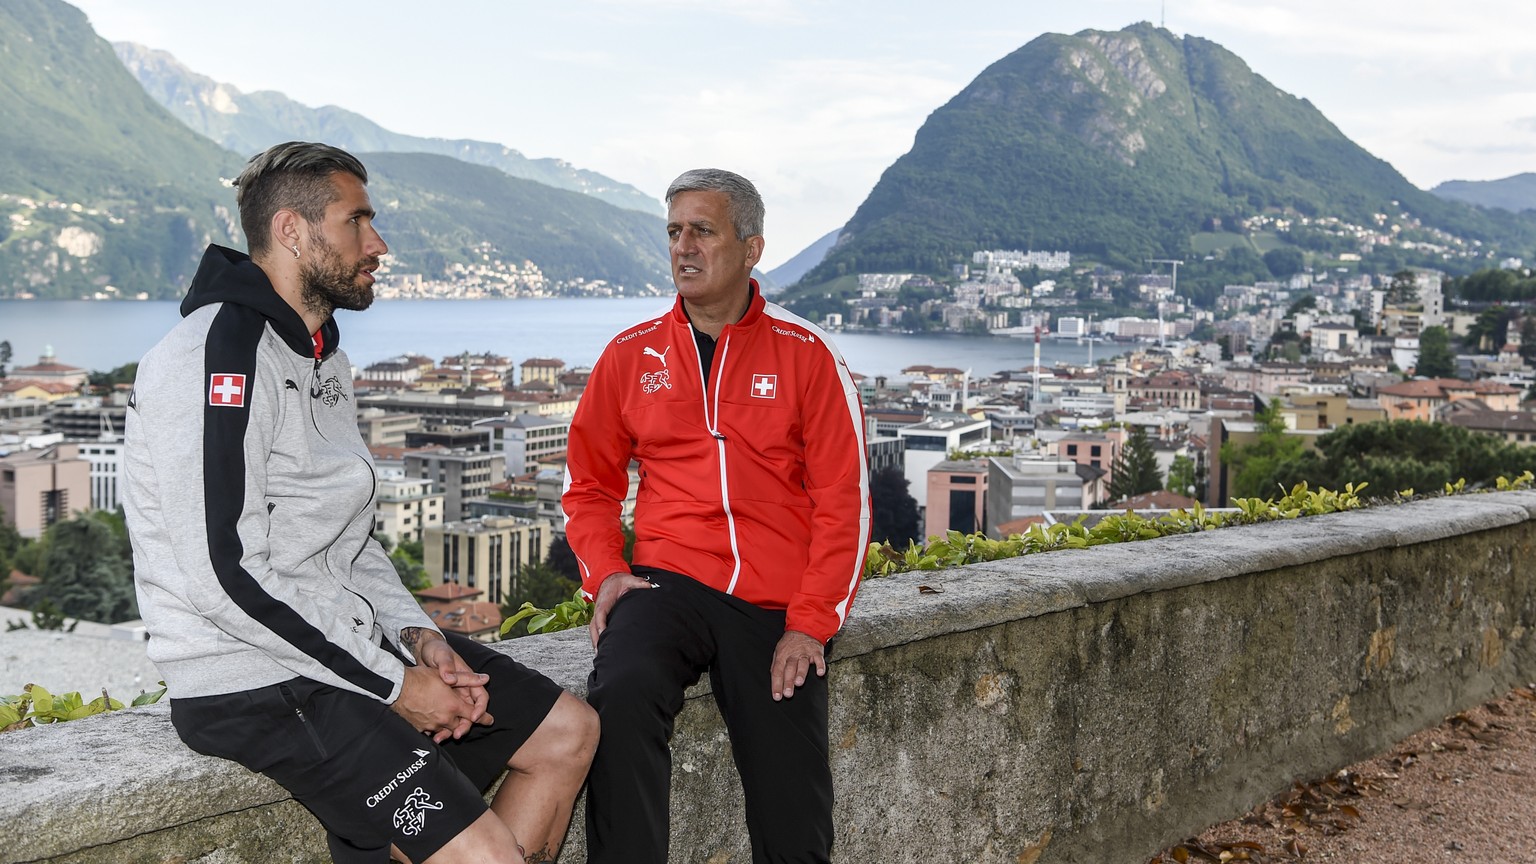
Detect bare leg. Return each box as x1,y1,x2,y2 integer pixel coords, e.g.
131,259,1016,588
385,810,523,864
490,691,600,861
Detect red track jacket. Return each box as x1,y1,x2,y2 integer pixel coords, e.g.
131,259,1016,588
563,285,870,644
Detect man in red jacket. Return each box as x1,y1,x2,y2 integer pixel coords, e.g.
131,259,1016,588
563,168,871,863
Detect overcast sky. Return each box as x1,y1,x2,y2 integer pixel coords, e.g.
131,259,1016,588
70,0,1536,269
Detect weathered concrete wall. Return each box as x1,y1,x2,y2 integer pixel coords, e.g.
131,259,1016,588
6,493,1535,864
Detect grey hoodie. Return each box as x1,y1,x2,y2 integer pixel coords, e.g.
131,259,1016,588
124,245,436,703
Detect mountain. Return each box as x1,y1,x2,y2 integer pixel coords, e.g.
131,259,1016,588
0,0,671,300
803,23,1536,286
1432,174,1536,214
768,228,840,289
114,42,661,217
0,0,242,298
360,152,668,289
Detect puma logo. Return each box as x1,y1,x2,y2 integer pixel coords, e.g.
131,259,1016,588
643,346,671,369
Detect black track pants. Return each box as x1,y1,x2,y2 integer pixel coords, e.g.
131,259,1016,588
584,566,834,864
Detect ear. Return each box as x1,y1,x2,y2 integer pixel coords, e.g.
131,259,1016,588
745,235,765,270
271,207,304,255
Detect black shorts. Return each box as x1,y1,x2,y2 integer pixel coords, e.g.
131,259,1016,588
170,634,563,863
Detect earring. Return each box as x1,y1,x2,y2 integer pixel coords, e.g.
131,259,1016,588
291,244,300,259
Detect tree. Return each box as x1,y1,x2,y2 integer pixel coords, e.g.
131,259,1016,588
391,549,430,592
1166,454,1198,498
1386,270,1419,306
1267,330,1304,362
545,536,581,581
29,598,76,632
31,512,138,624
1521,318,1536,366
1263,247,1306,279
1220,403,1306,500
1284,294,1317,317
511,561,580,611
1107,426,1162,504
0,340,10,379
868,467,921,546
1264,420,1536,495
374,534,429,591
500,532,628,637
0,505,22,580
1463,306,1517,353
88,362,138,393
1416,326,1455,378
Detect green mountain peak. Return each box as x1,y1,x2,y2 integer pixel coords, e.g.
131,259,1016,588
803,23,1535,286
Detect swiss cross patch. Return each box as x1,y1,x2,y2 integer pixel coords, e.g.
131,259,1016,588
750,374,778,399
208,373,247,407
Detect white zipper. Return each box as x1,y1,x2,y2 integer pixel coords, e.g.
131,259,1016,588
694,328,743,594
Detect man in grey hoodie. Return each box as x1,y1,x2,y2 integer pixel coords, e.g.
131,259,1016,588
124,141,597,864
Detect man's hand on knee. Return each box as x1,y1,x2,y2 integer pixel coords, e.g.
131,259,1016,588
589,572,654,648
770,630,826,701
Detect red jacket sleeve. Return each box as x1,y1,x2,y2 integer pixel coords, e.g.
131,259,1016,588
562,348,634,599
785,344,871,643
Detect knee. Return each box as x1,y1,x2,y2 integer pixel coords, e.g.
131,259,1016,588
524,692,599,771
587,666,678,722
565,694,601,761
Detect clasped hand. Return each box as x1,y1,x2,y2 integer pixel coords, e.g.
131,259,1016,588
390,633,492,743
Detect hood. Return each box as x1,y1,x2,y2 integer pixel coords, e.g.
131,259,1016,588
180,245,340,360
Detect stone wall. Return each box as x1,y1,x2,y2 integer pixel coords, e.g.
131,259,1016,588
7,493,1535,864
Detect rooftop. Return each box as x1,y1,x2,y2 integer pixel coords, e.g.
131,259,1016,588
0,618,158,699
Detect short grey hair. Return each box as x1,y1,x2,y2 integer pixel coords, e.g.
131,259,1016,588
234,141,369,258
665,169,764,241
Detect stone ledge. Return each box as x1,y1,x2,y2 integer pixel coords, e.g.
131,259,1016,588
7,492,1536,863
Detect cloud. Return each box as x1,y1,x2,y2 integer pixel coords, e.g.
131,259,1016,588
582,55,962,264
1177,0,1536,65
1331,88,1536,186
1166,0,1535,118
590,0,811,26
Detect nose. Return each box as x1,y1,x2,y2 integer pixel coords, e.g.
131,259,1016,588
366,225,388,257
671,227,698,255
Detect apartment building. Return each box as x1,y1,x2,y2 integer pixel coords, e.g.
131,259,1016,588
424,516,553,607
374,477,445,545
0,443,91,538
405,449,506,522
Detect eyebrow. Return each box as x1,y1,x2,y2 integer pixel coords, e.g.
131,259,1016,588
347,207,377,220
667,218,715,230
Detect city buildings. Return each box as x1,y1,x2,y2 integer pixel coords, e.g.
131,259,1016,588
373,477,445,546
897,414,990,509
0,443,91,538
423,515,554,608
476,414,570,477
405,449,506,522
985,453,1096,533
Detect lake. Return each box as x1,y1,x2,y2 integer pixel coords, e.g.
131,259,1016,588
0,298,1124,379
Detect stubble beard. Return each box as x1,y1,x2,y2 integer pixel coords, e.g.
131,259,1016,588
300,234,377,317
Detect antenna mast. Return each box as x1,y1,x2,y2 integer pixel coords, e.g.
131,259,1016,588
1147,258,1183,348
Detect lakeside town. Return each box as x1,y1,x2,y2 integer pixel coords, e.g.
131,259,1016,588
5,244,1536,650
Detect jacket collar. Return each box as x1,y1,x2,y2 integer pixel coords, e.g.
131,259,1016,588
669,279,765,333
